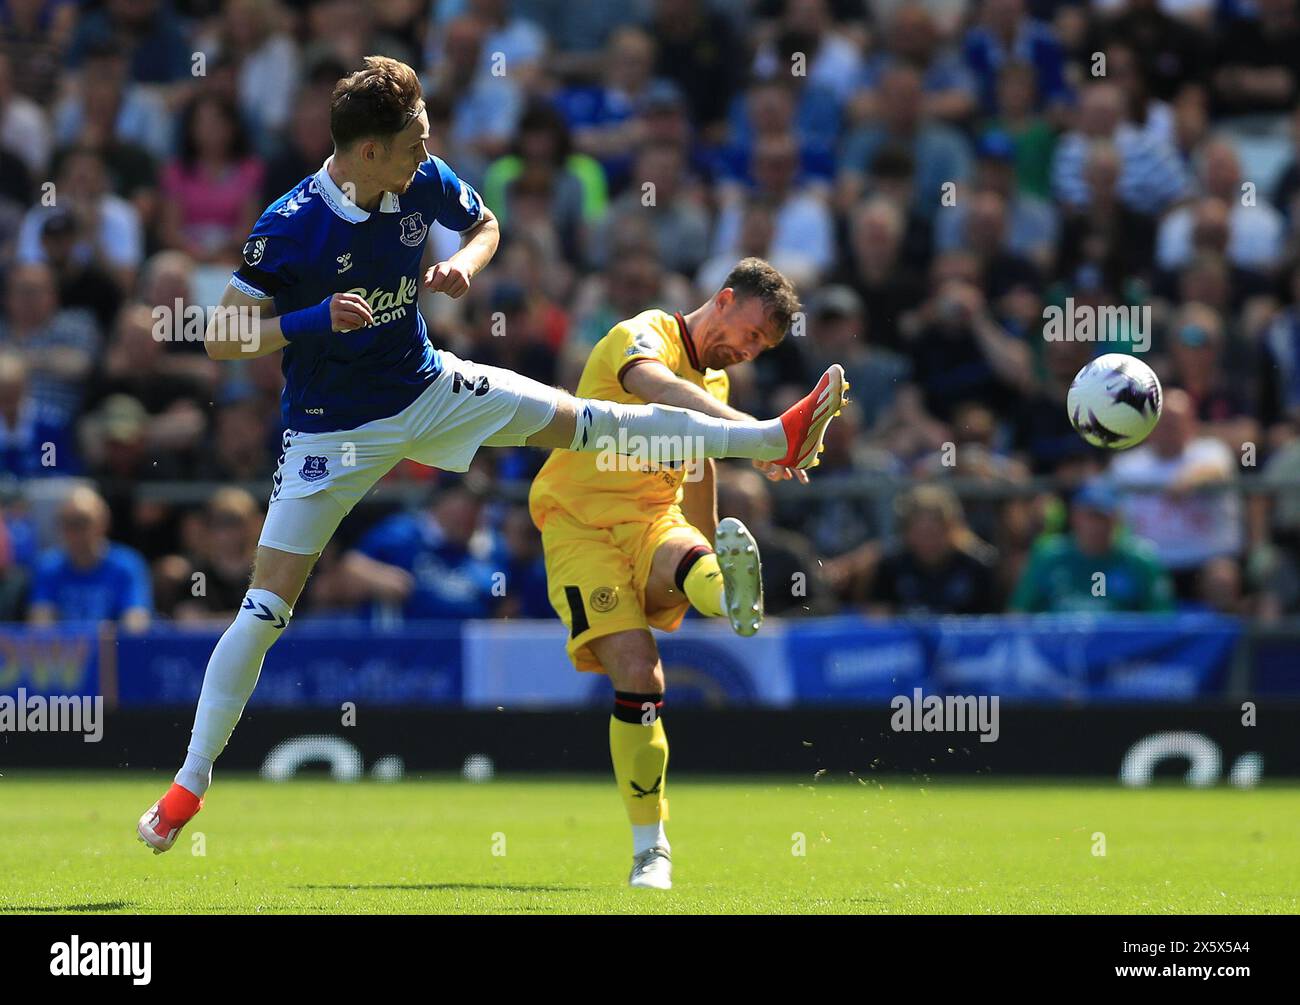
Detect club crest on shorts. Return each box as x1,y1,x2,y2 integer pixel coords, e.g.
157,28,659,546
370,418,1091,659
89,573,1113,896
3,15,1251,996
299,455,329,482
590,586,619,613
399,212,428,247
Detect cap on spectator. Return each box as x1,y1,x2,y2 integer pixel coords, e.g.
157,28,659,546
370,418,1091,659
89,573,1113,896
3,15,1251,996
976,130,1016,162
812,285,863,320
1073,479,1120,516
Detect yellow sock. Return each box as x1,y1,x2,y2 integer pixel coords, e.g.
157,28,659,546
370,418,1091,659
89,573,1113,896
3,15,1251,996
682,551,725,617
610,693,669,825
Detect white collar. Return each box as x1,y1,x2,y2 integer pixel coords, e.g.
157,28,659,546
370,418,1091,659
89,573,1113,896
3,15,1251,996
313,157,402,223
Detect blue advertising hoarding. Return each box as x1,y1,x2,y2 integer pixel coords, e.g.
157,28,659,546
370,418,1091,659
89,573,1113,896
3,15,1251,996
115,622,463,707
0,614,1254,707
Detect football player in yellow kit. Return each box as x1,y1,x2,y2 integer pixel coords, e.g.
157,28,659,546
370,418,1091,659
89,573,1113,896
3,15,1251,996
528,258,848,889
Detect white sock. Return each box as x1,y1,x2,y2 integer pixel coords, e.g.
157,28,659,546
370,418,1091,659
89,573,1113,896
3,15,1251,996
181,589,292,790
725,418,787,459
569,399,786,461
633,821,669,856
175,751,213,798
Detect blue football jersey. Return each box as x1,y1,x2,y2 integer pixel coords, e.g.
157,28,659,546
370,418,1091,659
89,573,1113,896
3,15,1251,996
231,155,485,433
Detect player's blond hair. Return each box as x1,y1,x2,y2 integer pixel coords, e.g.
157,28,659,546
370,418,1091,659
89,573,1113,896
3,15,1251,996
331,56,424,149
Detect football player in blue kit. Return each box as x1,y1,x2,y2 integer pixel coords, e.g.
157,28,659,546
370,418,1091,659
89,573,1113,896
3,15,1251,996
138,56,847,853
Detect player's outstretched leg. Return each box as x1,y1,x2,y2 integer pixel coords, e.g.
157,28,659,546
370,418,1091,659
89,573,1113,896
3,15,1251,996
138,539,323,854
532,365,849,469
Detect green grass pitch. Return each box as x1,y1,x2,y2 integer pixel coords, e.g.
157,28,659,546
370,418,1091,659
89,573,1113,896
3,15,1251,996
1,774,1296,914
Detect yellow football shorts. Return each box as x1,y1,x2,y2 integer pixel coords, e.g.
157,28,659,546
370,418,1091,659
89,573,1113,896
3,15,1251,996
537,505,709,673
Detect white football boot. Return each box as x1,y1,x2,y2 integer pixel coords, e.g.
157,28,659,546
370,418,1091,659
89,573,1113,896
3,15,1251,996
628,846,673,890
715,517,763,637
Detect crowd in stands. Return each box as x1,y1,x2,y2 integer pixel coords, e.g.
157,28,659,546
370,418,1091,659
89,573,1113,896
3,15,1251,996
3,0,1300,626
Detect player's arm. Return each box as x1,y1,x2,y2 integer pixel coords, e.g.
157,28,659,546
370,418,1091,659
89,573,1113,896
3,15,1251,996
622,360,750,421
951,283,1032,392
203,283,374,361
424,154,500,298
679,457,718,541
424,204,500,299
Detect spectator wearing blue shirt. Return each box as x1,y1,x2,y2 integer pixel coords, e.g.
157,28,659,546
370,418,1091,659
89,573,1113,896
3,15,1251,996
341,476,500,622
0,351,79,478
711,133,836,286
28,485,152,630
553,26,661,190
65,0,193,86
852,3,978,126
0,502,30,621
719,76,840,189
490,505,554,620
962,0,1070,118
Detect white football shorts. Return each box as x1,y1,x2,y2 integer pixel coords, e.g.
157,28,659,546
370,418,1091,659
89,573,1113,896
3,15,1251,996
258,351,558,555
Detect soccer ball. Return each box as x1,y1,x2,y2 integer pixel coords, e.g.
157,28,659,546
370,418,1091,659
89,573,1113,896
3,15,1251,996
1067,353,1163,449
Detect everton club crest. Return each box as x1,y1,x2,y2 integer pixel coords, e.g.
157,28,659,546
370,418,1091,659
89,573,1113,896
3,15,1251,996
399,212,428,247
299,455,329,482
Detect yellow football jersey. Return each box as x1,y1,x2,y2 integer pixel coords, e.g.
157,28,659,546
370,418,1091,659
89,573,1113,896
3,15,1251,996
528,309,729,529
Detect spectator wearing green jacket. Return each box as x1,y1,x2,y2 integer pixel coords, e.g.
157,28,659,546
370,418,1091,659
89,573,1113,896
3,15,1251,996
1011,479,1173,613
